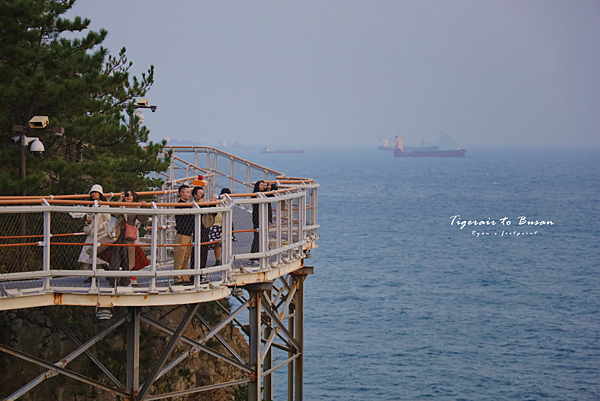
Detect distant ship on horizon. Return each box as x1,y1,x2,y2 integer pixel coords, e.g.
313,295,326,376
393,136,466,157
261,147,304,154
377,138,394,151
218,140,250,149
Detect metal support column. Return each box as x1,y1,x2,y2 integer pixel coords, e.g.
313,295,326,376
287,283,295,401
291,267,313,401
264,289,273,401
246,282,273,401
127,306,141,398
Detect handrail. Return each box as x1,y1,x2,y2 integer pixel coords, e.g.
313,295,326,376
0,146,319,305
162,146,283,176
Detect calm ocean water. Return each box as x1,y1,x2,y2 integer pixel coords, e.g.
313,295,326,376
239,145,600,400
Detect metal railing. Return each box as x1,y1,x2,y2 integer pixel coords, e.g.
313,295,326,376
0,159,319,302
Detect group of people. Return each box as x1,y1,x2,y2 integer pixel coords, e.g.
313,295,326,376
78,185,149,286
172,184,231,285
79,180,276,287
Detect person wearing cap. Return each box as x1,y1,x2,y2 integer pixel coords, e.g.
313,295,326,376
78,184,111,268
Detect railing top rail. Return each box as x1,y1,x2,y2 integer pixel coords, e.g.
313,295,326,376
0,189,178,201
163,146,284,176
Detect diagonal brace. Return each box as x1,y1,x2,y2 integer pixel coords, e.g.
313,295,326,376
261,293,301,350
5,314,127,401
0,343,129,398
140,315,251,373
137,303,200,400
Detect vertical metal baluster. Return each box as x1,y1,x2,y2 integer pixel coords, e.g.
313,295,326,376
150,203,158,292
42,201,51,291
194,202,201,289
90,200,99,292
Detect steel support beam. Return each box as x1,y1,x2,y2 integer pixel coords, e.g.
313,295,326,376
43,309,123,389
127,306,141,397
4,313,126,401
144,378,252,401
140,315,251,373
245,282,272,401
264,289,273,401
0,343,129,399
136,303,200,400
195,312,246,365
291,267,312,401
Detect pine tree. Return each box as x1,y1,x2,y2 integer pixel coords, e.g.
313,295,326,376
0,0,171,196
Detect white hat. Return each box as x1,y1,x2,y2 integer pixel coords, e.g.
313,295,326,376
89,184,104,195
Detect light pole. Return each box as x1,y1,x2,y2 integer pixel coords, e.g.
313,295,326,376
13,117,64,196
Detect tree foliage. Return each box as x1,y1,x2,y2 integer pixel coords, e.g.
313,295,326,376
0,0,170,195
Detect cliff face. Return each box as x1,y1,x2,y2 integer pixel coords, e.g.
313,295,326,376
0,302,249,401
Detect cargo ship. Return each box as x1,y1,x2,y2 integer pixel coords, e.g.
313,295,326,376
262,147,304,154
393,137,466,157
377,138,394,151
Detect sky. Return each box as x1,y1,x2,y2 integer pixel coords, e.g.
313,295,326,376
67,1,600,147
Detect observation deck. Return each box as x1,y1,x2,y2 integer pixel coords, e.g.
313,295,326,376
0,147,318,401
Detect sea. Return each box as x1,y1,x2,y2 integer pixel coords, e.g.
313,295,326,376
234,145,600,400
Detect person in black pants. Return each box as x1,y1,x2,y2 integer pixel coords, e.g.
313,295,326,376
249,181,275,265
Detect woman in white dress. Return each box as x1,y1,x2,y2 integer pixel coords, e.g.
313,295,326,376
78,184,111,266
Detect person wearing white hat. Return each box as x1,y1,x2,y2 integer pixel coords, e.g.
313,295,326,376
78,184,111,269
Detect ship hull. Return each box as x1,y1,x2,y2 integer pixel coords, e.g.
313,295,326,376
394,149,466,157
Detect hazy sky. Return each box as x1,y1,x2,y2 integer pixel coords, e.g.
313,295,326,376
67,1,600,147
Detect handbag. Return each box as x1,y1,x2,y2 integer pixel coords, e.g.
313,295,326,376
106,216,119,240
202,213,215,227
125,224,138,241
214,212,223,226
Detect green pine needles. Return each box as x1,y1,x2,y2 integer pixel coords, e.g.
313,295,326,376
0,0,171,195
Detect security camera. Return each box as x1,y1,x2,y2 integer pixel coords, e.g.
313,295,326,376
150,105,157,112
30,139,45,156
52,127,64,137
29,116,49,129
136,98,148,107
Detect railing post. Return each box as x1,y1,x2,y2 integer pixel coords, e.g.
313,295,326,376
221,201,233,282
247,163,251,189
213,152,218,196
193,202,201,288
287,196,294,261
298,193,306,255
42,207,51,291
149,202,158,292
259,195,268,271
90,200,99,292
276,197,282,266
230,158,234,190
